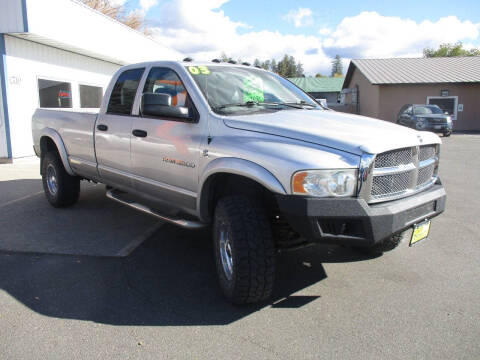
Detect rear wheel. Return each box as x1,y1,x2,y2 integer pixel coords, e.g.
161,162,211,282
42,151,80,207
213,195,276,304
443,131,451,137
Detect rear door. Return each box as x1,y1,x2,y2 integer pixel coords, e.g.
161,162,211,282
130,66,203,211
95,67,145,188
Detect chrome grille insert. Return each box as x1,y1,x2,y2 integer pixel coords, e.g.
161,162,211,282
372,171,414,198
374,147,412,168
419,145,437,162
365,144,439,203
417,164,435,187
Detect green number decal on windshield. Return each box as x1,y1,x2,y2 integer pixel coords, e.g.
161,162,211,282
243,76,264,103
188,66,210,75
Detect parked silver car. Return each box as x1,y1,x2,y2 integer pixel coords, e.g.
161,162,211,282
397,104,452,136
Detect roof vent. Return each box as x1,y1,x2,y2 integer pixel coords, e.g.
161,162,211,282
228,60,237,64
241,62,251,66
211,59,221,63
183,57,193,62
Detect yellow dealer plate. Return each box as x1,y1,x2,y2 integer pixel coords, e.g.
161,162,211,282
410,220,431,246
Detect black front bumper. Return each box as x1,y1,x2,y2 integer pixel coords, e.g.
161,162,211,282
276,184,446,247
425,123,452,133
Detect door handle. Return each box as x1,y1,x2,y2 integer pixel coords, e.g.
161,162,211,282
132,129,148,138
96,124,108,131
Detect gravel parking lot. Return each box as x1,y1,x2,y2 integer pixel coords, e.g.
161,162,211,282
0,134,479,359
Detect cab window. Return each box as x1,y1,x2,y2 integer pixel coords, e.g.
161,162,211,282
107,68,145,115
143,67,192,109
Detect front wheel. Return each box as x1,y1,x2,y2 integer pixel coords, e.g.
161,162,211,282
213,195,276,304
42,151,80,207
443,131,451,137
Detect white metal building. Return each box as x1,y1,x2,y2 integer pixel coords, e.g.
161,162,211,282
0,0,181,160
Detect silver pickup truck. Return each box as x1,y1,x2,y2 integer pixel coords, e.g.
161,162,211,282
32,60,446,304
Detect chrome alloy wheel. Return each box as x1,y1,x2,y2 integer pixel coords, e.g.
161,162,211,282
219,229,233,281
46,164,58,195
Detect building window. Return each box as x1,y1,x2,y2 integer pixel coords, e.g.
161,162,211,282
80,84,103,108
38,79,72,108
107,68,145,115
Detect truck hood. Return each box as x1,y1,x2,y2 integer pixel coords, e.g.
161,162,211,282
224,109,441,155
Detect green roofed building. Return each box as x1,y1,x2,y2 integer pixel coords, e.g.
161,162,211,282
287,77,345,105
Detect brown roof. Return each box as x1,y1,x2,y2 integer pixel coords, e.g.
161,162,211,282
343,57,480,88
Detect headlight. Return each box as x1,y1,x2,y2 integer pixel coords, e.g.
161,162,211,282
292,169,357,197
446,117,452,123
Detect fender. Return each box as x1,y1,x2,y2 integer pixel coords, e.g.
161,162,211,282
197,157,287,222
39,128,75,176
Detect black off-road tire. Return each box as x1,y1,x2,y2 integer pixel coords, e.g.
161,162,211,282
41,151,80,207
353,232,404,256
213,195,276,304
443,132,451,137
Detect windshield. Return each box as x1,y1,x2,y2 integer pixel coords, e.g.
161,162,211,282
413,105,444,115
186,65,321,115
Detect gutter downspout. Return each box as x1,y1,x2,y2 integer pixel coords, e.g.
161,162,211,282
0,34,13,160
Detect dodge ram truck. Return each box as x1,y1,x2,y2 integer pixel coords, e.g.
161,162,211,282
32,60,446,304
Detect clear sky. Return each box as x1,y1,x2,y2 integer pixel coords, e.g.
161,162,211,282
116,0,480,75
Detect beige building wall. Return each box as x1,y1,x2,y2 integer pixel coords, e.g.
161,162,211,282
344,67,480,131
347,70,380,119
378,83,480,131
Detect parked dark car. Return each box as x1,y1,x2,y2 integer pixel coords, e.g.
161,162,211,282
397,104,452,137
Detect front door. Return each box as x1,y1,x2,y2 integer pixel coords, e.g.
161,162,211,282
95,67,145,188
130,67,203,211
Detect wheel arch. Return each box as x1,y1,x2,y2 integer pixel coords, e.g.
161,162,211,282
39,128,75,176
197,158,287,222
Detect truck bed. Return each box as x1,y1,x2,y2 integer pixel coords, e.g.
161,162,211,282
32,109,98,170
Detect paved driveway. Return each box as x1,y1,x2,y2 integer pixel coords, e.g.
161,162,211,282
0,135,479,359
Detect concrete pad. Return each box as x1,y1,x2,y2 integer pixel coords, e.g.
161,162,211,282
0,160,162,257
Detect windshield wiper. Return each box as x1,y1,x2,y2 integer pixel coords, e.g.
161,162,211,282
213,101,315,111
284,101,317,108
213,101,259,110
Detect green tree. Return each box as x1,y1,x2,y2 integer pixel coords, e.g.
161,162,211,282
222,54,304,77
315,73,324,78
331,55,343,77
423,42,480,57
276,55,303,77
220,52,233,62
270,59,277,73
295,62,305,77
261,60,271,71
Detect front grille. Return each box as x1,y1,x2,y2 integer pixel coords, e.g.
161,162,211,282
367,144,439,203
419,145,436,161
371,171,414,198
374,147,412,168
427,117,447,123
417,164,435,186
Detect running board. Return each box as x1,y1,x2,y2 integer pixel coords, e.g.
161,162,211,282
106,189,205,229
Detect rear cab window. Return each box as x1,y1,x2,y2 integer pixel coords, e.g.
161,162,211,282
107,68,145,115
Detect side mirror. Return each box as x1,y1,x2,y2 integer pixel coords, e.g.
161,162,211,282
141,93,193,121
